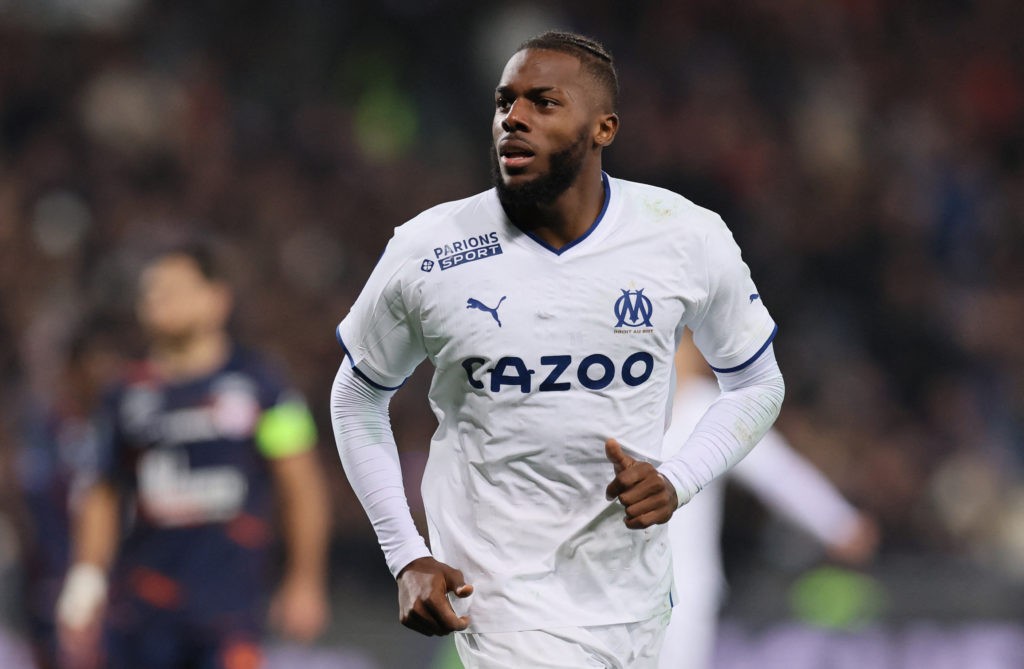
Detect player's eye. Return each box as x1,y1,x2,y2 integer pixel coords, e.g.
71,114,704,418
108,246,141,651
495,96,511,111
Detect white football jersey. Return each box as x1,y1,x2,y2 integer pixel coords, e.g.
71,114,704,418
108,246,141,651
336,173,776,632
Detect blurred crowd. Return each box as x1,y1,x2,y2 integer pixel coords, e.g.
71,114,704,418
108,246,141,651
1,0,1023,634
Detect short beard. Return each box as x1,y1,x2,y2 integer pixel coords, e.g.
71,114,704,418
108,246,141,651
491,128,590,223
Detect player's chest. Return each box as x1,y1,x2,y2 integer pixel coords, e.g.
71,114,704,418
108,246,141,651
118,373,262,452
414,247,689,364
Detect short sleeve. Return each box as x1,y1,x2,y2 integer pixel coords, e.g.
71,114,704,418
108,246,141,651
336,231,427,390
256,393,318,459
94,388,131,489
689,215,777,372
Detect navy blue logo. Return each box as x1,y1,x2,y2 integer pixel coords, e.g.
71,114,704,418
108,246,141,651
421,259,435,272
462,352,655,393
614,289,653,328
435,232,503,271
467,296,506,327
749,293,760,303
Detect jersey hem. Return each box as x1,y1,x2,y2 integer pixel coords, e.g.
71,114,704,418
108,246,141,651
463,599,673,634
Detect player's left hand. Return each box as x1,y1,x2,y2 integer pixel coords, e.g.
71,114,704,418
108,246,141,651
269,575,330,643
604,438,679,529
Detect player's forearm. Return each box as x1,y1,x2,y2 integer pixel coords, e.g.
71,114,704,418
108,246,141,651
58,481,119,630
73,481,120,570
330,363,431,577
273,450,330,586
659,346,784,506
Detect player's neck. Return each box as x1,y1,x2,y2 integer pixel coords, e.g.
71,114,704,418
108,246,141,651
150,330,231,382
506,169,606,249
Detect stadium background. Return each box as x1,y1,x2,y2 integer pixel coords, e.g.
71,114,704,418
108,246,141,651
0,0,1022,666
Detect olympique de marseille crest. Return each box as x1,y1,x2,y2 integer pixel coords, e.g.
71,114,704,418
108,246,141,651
613,289,654,332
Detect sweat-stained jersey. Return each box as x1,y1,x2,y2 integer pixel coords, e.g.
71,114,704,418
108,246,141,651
336,173,777,632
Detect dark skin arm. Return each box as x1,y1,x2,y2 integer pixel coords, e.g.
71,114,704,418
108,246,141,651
605,439,679,529
397,556,473,636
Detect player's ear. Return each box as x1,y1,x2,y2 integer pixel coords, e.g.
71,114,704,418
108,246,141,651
594,113,618,148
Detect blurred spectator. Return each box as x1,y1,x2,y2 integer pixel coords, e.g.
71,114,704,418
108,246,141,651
11,316,124,669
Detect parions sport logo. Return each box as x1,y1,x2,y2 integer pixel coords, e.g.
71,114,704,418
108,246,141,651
613,288,654,334
429,231,502,271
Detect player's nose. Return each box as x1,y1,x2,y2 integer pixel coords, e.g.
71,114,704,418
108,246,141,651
501,99,530,133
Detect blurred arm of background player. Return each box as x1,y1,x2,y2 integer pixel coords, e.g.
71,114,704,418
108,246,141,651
267,445,332,642
56,480,118,669
659,335,879,669
730,431,880,565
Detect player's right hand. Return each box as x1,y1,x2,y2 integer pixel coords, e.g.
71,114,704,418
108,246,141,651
396,556,473,636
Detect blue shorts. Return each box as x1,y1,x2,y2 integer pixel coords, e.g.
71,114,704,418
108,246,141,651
106,598,264,669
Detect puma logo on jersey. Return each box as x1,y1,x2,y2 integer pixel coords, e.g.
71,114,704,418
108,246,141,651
467,296,506,327
749,293,760,303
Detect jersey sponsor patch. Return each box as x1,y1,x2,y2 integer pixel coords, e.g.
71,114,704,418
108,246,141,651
431,231,503,271
138,449,247,526
462,351,655,393
121,376,262,447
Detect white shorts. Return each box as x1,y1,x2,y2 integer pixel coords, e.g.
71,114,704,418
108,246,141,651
454,612,671,669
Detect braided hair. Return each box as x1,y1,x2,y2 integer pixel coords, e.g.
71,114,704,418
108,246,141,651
516,31,619,112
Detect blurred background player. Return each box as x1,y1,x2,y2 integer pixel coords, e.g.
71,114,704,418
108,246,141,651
12,317,124,669
659,335,880,669
55,242,331,669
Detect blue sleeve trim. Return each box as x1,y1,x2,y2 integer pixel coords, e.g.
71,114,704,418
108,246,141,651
336,331,407,391
709,324,778,374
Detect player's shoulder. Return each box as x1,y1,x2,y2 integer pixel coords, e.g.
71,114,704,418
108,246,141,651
394,190,494,239
610,176,727,234
113,359,159,394
225,346,269,373
221,347,297,405
378,187,501,274
225,347,285,384
380,189,499,266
